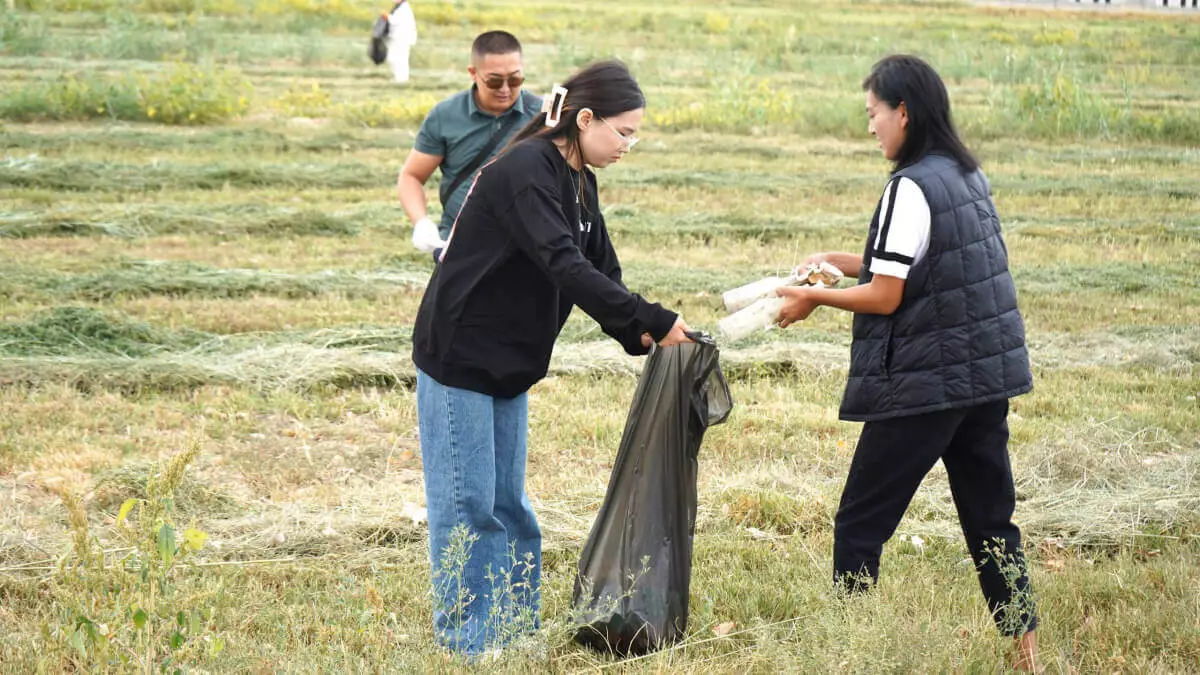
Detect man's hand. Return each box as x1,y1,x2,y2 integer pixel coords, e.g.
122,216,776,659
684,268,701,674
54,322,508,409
776,286,818,328
411,217,447,253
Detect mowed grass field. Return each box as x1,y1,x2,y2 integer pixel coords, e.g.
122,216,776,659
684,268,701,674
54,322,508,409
2,0,1199,671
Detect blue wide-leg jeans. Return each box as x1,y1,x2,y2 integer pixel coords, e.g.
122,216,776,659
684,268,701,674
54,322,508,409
416,369,541,655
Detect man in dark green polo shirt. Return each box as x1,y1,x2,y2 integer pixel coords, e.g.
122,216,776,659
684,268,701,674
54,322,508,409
397,31,542,254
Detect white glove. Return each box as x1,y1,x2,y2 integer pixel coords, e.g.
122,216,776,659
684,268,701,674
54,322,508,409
411,217,447,253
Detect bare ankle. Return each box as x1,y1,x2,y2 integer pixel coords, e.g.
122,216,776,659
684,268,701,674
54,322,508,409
1011,630,1040,673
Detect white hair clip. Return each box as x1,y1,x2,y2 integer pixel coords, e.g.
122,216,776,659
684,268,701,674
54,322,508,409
543,85,568,127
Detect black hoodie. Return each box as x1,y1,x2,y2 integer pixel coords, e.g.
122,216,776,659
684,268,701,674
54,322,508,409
412,137,677,398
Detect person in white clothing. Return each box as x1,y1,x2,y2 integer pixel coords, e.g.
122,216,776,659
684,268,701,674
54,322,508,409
386,1,417,84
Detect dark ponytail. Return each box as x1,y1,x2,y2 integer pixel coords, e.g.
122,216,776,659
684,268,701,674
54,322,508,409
506,60,645,206
862,54,978,173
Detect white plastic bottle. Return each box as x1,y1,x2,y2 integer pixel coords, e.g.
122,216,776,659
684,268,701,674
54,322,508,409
718,296,786,342
722,274,799,313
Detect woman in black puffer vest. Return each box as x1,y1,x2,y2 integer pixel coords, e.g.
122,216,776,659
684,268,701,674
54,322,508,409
777,54,1039,672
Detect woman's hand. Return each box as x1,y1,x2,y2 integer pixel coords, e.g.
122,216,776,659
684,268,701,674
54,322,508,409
795,252,863,279
801,249,830,267
657,317,694,347
794,252,828,274
776,286,818,328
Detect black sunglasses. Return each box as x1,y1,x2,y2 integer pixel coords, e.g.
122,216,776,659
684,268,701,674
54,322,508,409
481,73,524,90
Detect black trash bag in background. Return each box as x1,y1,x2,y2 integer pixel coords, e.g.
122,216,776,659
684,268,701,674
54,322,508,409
369,13,389,65
572,334,733,655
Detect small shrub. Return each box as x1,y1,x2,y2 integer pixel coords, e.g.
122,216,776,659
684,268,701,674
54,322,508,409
135,61,252,125
650,78,859,137
1130,109,1200,146
988,30,1019,46
43,445,223,670
250,0,373,22
1009,70,1121,138
139,0,209,11
417,1,466,27
987,540,1038,637
416,1,542,30
0,62,251,125
702,12,731,35
266,84,435,127
650,79,797,133
432,525,541,655
0,10,49,56
1032,27,1079,47
0,73,141,122
340,94,438,128
94,459,238,516
271,82,334,119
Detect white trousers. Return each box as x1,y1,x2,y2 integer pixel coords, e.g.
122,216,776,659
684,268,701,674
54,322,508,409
387,44,412,83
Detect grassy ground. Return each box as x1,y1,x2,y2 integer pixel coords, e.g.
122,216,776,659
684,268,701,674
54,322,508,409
2,0,1199,672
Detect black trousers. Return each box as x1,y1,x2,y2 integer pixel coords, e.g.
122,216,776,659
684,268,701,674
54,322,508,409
833,399,1038,636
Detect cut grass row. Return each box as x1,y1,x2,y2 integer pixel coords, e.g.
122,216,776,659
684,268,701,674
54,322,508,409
5,155,1199,201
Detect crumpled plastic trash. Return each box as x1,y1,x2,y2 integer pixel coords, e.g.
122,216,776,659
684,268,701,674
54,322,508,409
718,262,845,341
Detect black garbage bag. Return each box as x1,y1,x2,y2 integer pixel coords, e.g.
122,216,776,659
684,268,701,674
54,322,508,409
369,12,389,65
572,334,733,655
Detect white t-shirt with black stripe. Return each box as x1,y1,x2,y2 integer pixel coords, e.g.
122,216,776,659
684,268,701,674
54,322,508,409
868,176,931,280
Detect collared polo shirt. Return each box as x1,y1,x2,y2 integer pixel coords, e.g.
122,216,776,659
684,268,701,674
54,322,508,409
414,86,542,236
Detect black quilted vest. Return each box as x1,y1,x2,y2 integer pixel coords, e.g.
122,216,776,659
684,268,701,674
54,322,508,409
839,153,1033,422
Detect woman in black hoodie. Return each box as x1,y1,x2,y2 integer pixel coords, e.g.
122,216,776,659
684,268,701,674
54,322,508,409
411,60,691,656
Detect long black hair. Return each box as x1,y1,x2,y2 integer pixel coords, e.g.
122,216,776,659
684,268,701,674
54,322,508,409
862,54,978,173
507,60,645,208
